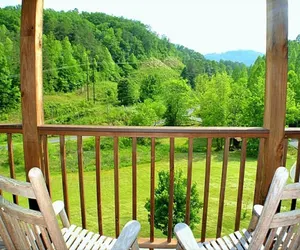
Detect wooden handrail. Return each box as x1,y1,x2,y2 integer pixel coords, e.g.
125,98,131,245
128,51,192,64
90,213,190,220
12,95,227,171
0,124,298,137
0,124,22,133
285,128,300,137
38,125,269,138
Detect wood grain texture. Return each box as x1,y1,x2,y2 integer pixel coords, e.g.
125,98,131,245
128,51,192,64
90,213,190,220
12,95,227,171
261,0,288,204
0,175,35,199
235,138,247,231
185,138,193,225
254,138,265,205
77,136,86,229
7,133,18,205
150,137,155,242
201,138,212,242
38,125,269,138
59,135,70,220
20,0,44,176
95,136,103,234
41,135,51,198
167,137,175,242
29,167,67,248
292,139,300,209
114,136,120,237
216,138,230,238
0,124,22,133
281,138,288,166
249,167,289,248
132,137,137,220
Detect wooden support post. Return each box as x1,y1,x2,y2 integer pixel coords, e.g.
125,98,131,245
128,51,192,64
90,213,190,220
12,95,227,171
256,0,288,204
20,0,44,178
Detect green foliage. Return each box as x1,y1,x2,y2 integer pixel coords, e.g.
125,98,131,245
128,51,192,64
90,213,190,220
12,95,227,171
95,81,118,105
161,79,194,126
56,37,83,92
144,170,202,236
129,100,166,126
198,73,232,127
139,75,158,102
117,78,138,106
0,42,19,112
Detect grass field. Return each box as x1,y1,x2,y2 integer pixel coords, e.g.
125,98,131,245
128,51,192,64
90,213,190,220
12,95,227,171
1,136,297,239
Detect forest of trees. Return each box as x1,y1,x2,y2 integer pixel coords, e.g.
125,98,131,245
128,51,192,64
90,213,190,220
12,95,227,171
1,5,300,133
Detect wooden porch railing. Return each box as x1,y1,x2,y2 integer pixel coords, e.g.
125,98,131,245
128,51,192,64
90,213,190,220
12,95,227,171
3,124,294,249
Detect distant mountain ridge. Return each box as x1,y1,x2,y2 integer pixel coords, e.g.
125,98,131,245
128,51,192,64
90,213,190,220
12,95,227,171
204,50,264,66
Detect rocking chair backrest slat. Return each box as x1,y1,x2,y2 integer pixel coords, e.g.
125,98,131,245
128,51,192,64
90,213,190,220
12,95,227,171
249,167,289,249
281,182,300,200
249,166,300,249
0,175,35,199
0,169,67,249
269,209,300,228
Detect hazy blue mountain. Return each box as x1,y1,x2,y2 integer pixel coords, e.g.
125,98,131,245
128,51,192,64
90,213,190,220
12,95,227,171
204,50,264,66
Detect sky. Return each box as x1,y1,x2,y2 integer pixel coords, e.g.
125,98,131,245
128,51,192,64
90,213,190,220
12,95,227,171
1,0,299,54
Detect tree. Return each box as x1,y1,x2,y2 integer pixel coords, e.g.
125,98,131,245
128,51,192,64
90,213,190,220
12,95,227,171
139,75,158,102
197,73,232,150
144,170,202,236
98,46,120,81
56,37,82,92
161,79,194,126
43,33,62,92
129,100,165,126
117,78,138,106
198,73,232,127
0,43,19,112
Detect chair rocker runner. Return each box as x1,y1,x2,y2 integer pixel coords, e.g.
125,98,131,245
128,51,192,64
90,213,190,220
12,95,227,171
175,167,300,250
0,167,141,250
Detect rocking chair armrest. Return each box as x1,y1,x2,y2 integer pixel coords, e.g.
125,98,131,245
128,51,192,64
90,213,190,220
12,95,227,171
248,204,264,232
174,223,201,250
111,220,141,250
52,200,71,228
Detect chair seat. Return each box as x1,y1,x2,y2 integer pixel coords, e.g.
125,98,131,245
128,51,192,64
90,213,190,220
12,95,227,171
197,229,252,250
62,225,117,250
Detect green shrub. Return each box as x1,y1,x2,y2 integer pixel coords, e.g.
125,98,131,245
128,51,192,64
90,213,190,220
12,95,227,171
145,170,202,236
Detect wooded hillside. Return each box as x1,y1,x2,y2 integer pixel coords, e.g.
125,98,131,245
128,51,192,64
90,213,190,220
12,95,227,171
1,6,300,137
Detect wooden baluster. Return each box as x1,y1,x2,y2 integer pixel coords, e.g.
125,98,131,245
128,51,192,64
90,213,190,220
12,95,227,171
150,137,155,242
254,138,265,205
235,138,247,231
281,138,288,167
39,135,45,176
291,140,300,210
41,135,51,198
60,135,70,220
132,137,137,220
95,136,103,234
185,138,193,225
216,137,230,238
7,133,18,204
201,137,212,242
114,136,120,237
167,137,175,242
77,135,86,229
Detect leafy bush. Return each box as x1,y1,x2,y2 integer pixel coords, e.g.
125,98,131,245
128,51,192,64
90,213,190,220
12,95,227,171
145,170,202,236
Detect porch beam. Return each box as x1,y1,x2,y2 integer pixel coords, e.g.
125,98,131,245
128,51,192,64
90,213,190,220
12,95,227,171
20,0,44,177
256,0,288,204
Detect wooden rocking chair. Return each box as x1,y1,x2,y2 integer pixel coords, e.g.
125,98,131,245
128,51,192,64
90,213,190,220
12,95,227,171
175,167,300,249
0,167,141,250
